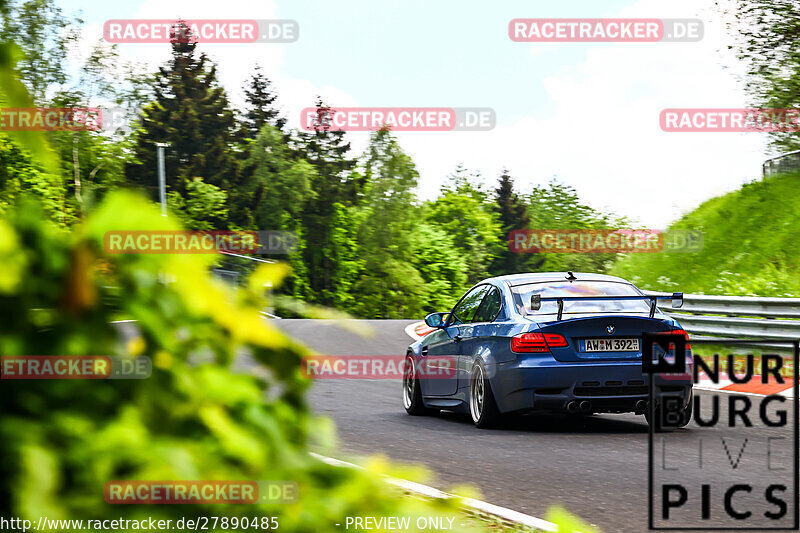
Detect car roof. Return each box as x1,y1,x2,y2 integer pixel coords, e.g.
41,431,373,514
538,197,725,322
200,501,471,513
480,272,634,287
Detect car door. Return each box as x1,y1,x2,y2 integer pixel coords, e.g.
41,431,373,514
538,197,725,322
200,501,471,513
424,285,490,396
457,286,503,391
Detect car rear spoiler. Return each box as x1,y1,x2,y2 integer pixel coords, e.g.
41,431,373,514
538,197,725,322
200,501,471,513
530,292,683,320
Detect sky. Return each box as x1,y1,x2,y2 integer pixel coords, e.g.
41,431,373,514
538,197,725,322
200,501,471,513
57,0,769,227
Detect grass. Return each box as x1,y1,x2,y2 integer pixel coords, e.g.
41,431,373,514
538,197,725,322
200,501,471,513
610,172,800,297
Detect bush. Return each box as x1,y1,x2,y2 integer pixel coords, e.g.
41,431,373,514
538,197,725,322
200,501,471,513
0,191,468,532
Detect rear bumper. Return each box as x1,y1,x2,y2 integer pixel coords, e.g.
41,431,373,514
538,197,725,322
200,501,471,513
488,357,692,414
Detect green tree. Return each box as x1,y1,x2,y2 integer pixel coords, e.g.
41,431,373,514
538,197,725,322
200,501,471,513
491,169,531,276
238,125,315,230
410,222,468,313
425,166,502,285
125,23,239,201
0,0,81,103
318,202,365,312
352,129,425,318
293,98,360,305
237,124,317,300
229,72,289,232
241,65,286,139
51,127,128,218
0,0,116,223
166,177,228,230
525,179,624,273
75,40,154,116
43,89,130,217
725,0,800,151
0,134,68,223
0,3,142,220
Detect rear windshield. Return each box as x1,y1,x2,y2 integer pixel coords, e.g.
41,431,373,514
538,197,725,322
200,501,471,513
510,281,651,316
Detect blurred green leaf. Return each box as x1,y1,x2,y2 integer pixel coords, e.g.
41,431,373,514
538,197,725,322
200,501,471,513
0,42,58,174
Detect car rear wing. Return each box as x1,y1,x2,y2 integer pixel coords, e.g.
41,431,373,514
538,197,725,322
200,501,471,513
530,292,683,321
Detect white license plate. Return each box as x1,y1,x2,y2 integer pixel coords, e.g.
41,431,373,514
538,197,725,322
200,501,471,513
582,338,640,352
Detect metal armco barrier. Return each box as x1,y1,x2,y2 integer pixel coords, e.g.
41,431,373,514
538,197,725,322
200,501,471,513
763,149,800,178
644,291,800,346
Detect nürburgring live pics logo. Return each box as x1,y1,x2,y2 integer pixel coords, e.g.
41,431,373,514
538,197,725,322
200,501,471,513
643,334,799,530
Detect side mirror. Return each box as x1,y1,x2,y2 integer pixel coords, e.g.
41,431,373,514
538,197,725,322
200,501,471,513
671,292,684,309
424,312,448,328
530,294,541,311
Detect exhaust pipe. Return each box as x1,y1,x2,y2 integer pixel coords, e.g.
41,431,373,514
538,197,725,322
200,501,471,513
635,400,647,413
579,400,592,413
566,400,580,414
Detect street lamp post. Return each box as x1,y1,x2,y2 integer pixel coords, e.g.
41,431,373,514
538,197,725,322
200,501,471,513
155,142,169,216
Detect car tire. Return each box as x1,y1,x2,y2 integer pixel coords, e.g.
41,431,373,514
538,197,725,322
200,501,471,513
403,354,432,416
677,393,693,428
469,362,502,428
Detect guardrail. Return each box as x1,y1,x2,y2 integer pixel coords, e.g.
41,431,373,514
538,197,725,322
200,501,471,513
644,291,800,348
763,149,800,178
213,251,280,318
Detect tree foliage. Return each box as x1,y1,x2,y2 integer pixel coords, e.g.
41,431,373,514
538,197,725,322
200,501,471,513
525,180,625,274
293,99,359,306
241,65,286,139
0,0,81,103
351,130,426,318
0,191,469,530
724,0,800,150
491,169,531,276
125,26,239,200
425,166,502,285
0,1,630,320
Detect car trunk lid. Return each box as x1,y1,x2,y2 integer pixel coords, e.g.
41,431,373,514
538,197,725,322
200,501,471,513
534,314,673,362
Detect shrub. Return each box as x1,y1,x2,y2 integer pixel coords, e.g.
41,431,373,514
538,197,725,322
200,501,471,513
0,191,467,531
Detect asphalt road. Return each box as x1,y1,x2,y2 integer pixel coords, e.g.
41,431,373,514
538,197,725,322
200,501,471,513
275,319,798,533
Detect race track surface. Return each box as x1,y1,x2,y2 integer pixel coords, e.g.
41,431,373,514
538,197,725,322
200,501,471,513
275,319,797,533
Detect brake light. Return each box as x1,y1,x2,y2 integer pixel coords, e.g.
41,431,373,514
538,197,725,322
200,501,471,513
511,332,568,352
544,333,568,347
511,333,547,352
668,329,691,350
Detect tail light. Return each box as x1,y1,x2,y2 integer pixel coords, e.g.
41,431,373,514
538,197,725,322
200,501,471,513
544,333,568,347
662,329,692,379
667,328,691,350
511,332,568,353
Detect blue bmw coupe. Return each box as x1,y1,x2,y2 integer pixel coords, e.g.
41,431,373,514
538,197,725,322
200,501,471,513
403,272,693,430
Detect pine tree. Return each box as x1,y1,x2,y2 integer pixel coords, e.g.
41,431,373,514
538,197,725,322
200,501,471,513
241,65,286,139
491,170,532,275
229,65,288,226
293,98,361,305
125,22,239,202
